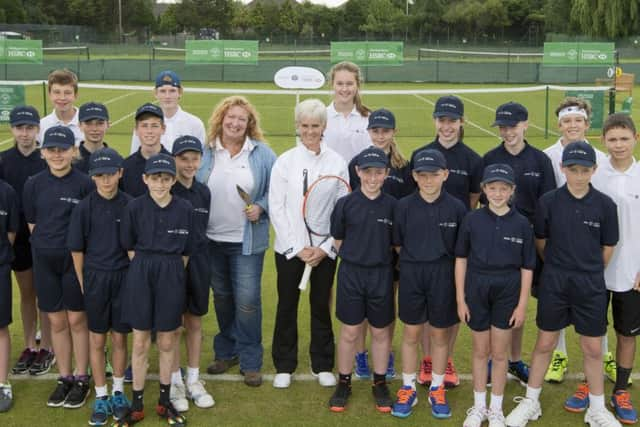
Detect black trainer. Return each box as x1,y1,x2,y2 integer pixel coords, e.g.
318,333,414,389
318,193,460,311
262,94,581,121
12,348,36,374
329,382,352,412
372,380,393,413
63,378,91,408
47,377,73,407
29,348,55,376
156,400,186,427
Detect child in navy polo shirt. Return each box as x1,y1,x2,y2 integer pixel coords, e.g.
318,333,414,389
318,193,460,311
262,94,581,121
116,154,193,427
328,147,396,413
391,149,467,419
75,102,110,174
456,163,535,427
168,136,214,412
22,126,94,409
67,148,132,425
506,141,621,427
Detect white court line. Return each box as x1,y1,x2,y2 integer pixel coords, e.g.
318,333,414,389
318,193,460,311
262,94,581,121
102,91,136,106
413,94,499,138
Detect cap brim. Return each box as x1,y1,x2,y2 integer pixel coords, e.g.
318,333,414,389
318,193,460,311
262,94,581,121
11,120,39,126
135,111,163,120
42,141,73,149
481,177,515,186
562,159,595,167
172,146,203,156
80,115,108,122
367,123,395,129
144,167,175,176
413,165,445,172
491,119,520,127
358,161,389,169
433,112,462,120
89,166,120,177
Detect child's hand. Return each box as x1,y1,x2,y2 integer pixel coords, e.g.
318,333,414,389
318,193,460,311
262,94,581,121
457,301,470,324
297,247,314,262
244,204,262,222
509,304,527,328
305,247,327,267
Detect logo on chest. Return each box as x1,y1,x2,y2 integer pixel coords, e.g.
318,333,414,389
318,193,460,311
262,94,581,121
59,197,80,204
167,229,189,235
503,236,524,244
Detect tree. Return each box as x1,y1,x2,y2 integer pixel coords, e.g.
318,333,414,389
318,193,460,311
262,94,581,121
358,0,404,39
232,3,252,35
279,0,300,43
174,0,234,37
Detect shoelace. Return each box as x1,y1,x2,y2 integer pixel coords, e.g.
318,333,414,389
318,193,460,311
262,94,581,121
465,406,486,421
422,359,432,373
445,361,456,375
396,387,414,404
430,386,447,405
572,383,589,400
615,391,634,410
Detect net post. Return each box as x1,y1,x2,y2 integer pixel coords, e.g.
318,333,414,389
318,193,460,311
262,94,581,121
609,87,616,115
506,45,510,82
544,85,549,139
86,46,90,61
152,46,155,61
42,81,48,116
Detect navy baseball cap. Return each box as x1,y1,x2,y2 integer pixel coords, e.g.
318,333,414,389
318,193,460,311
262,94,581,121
492,102,528,127
135,103,163,121
367,109,396,129
79,102,109,122
172,135,203,156
89,147,123,177
412,149,447,172
356,146,389,169
155,70,181,88
42,126,74,149
481,163,515,186
433,95,464,120
10,106,40,126
562,141,596,167
145,153,176,176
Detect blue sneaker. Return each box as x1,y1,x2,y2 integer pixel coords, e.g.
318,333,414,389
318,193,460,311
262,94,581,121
124,365,133,383
611,390,638,424
508,360,530,386
88,397,112,426
111,391,131,421
386,352,396,380
564,382,589,413
391,386,417,418
429,384,452,419
354,351,371,379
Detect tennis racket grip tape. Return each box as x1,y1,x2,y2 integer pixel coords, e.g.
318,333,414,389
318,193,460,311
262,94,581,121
298,263,312,290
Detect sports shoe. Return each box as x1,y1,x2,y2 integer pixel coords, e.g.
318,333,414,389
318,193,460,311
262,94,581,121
313,371,337,387
463,405,487,427
372,380,393,413
585,406,623,427
35,329,41,345
504,396,542,426
64,377,91,408
29,348,55,376
445,358,460,388
487,359,493,387
206,357,238,375
354,351,371,379
111,408,145,427
418,356,432,385
89,397,112,426
544,350,568,383
111,391,131,421
186,381,214,408
47,377,73,407
124,364,133,383
429,384,452,419
0,383,13,413
156,401,186,427
565,382,590,413
611,390,638,425
12,348,37,374
391,386,418,418
386,352,396,380
604,352,618,384
508,360,530,386
170,382,189,412
329,381,351,412
273,373,292,389
488,408,506,427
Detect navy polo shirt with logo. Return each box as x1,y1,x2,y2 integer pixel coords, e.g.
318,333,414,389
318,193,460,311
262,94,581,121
171,180,211,250
482,142,556,222
22,168,94,249
330,189,396,267
455,206,536,273
120,147,171,198
67,190,132,271
348,156,415,200
534,185,619,273
0,180,19,264
393,190,467,263
75,142,109,175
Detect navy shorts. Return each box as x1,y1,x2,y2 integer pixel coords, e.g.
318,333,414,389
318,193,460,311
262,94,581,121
610,290,640,337
536,265,607,337
398,259,458,328
185,249,211,316
0,264,11,327
32,247,84,312
11,230,32,272
335,261,394,328
121,253,186,332
465,270,520,332
83,268,131,334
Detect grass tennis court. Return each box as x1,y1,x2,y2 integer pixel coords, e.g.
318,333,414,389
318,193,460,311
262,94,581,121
3,80,639,426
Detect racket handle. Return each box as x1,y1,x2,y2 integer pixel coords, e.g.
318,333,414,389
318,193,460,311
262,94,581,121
298,264,312,291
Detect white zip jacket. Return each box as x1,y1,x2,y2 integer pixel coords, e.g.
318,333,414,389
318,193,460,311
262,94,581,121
269,140,348,260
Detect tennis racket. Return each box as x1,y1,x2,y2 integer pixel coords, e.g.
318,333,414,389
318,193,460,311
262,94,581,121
298,172,351,290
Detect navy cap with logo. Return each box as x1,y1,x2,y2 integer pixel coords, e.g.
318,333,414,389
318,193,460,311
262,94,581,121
562,140,596,167
412,148,447,172
79,102,109,122
492,102,528,127
481,163,515,186
356,146,389,169
135,103,164,121
367,108,396,129
10,105,40,126
172,135,203,156
89,147,123,177
433,95,464,120
42,126,75,149
145,153,176,176
155,70,181,88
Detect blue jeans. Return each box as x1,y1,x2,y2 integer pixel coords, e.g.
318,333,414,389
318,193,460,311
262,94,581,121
209,240,265,372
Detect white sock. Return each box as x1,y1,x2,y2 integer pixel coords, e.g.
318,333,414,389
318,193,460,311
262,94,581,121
187,367,199,385
112,377,124,394
490,393,503,412
525,385,542,402
589,393,605,410
95,385,108,398
402,372,416,389
171,370,184,386
602,335,609,355
556,329,567,354
431,373,444,389
474,390,487,409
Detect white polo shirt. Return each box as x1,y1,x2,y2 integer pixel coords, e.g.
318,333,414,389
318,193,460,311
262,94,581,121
38,108,84,146
543,138,608,187
592,159,640,292
130,106,206,154
323,102,371,163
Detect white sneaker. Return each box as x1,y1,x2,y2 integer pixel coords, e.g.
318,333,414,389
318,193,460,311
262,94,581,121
463,405,487,427
170,382,189,412
488,408,506,427
585,407,622,427
186,380,215,408
505,397,541,427
273,373,292,389
313,371,336,387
